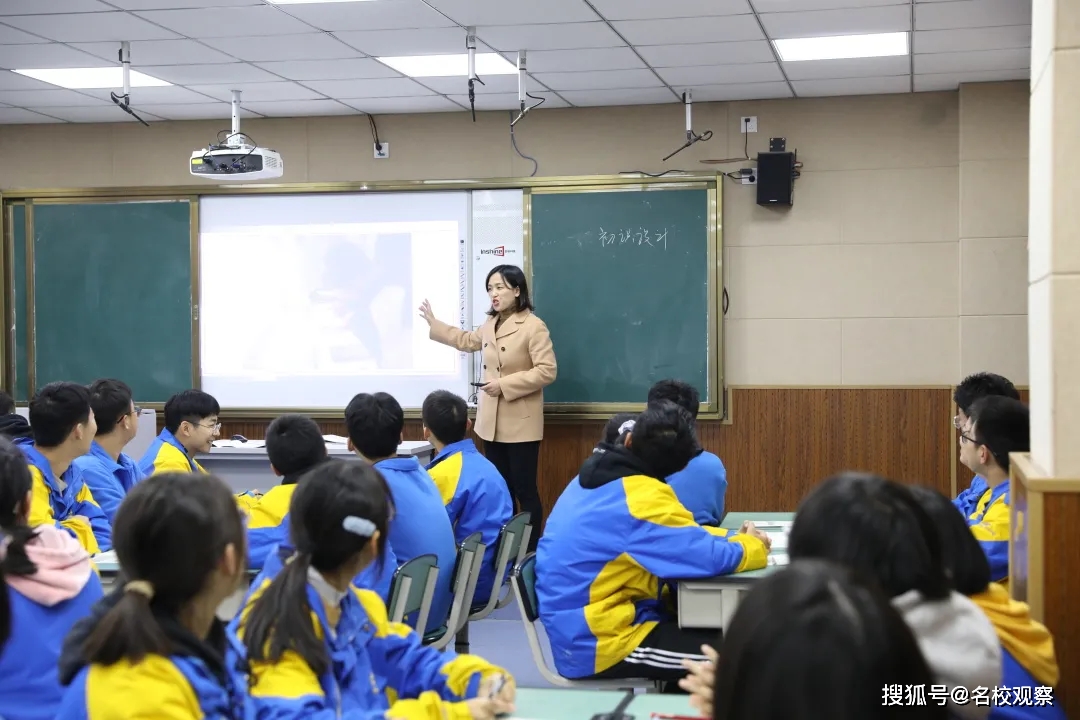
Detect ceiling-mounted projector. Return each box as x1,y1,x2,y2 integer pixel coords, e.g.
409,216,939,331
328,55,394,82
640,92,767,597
190,89,283,182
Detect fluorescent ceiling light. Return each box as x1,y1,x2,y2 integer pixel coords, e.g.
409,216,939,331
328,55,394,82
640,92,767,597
774,32,908,62
378,53,517,78
13,67,171,89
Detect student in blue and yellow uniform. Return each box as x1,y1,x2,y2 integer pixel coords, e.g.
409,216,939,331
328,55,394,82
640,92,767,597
537,401,770,682
346,392,457,636
952,372,1021,517
21,382,111,555
647,379,728,526
957,395,1029,584
139,389,220,477
422,390,513,607
910,485,1065,720
72,379,145,523
0,435,104,720
246,414,397,598
56,472,250,720
233,460,515,720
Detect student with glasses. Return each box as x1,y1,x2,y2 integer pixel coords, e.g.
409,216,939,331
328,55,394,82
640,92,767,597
72,379,146,523
951,373,1021,518
138,390,221,477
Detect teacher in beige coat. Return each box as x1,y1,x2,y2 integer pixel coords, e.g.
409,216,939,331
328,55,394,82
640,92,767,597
419,264,556,551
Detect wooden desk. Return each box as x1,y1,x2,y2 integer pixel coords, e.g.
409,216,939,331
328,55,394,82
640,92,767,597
513,687,692,719
676,511,792,631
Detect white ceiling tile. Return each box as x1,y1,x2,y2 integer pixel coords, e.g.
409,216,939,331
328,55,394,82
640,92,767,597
144,63,284,85
760,5,911,38
239,99,357,117
0,25,49,43
0,43,105,70
37,104,166,121
0,107,65,122
0,0,113,14
216,34,363,62
637,40,776,67
107,0,261,7
137,102,259,120
479,22,624,51
792,74,911,96
0,70,59,90
914,67,1029,91
70,39,236,66
2,11,181,42
588,0,751,20
342,95,464,113
613,15,764,46
302,77,434,98
692,81,793,101
915,48,1030,74
532,68,663,91
914,26,1031,54
424,0,597,25
78,85,218,104
134,7,315,38
559,87,677,106
523,47,645,73
446,91,569,110
0,88,105,106
915,0,1032,30
334,27,476,56
277,0,455,31
658,62,784,86
188,81,325,102
254,58,400,81
418,73,524,95
754,0,909,9
782,54,910,80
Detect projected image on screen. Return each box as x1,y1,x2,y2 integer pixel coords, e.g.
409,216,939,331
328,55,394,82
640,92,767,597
199,193,470,408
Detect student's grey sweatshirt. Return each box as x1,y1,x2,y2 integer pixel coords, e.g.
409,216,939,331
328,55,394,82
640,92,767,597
893,590,1003,720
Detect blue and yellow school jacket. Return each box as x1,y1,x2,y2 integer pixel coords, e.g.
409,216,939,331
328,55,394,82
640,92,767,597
20,443,111,555
138,429,206,477
231,576,508,719
665,449,728,526
972,583,1066,720
536,446,769,679
426,439,513,606
958,475,1011,583
0,572,104,720
71,441,145,524
56,592,252,720
375,457,457,636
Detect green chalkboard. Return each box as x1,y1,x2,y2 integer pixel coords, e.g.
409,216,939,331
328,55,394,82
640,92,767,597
530,187,715,406
11,204,28,401
30,201,193,402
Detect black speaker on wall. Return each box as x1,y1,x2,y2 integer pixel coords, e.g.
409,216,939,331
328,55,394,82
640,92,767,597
756,150,796,207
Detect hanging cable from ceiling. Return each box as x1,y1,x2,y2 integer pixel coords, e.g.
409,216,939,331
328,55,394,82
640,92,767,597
510,50,545,128
661,90,712,162
466,27,485,122
111,41,149,126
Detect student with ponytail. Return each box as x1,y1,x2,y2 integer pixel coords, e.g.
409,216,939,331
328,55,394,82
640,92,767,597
0,435,104,720
234,460,516,720
56,472,250,720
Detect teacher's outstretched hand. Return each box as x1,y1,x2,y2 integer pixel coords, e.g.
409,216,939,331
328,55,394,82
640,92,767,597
420,264,556,552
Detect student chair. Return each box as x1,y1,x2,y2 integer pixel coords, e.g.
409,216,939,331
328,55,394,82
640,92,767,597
511,553,657,691
469,512,533,621
424,532,486,650
387,553,439,636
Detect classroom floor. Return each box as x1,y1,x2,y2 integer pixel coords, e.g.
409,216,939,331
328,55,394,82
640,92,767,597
458,601,558,689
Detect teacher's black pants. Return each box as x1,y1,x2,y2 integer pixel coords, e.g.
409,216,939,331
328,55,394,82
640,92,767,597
484,440,542,553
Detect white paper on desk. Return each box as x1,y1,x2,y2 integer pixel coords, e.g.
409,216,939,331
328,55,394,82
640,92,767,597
323,434,350,445
766,531,788,550
93,550,118,564
212,439,246,448
767,553,790,567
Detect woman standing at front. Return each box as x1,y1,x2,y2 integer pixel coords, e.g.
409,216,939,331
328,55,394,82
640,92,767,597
420,264,556,552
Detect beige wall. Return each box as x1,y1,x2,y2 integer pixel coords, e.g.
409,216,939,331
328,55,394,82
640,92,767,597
0,84,1030,387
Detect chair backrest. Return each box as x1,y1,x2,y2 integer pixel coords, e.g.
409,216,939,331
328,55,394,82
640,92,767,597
512,552,540,623
387,553,438,627
452,531,484,591
497,512,532,571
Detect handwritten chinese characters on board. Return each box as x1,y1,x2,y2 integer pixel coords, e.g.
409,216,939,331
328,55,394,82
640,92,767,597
598,227,668,249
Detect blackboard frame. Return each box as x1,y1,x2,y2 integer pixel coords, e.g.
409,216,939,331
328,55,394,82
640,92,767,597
0,174,724,420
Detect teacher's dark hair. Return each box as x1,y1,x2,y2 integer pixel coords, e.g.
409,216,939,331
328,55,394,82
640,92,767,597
485,265,533,316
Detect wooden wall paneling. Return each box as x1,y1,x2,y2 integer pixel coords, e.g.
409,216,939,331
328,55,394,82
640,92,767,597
1041,493,1080,715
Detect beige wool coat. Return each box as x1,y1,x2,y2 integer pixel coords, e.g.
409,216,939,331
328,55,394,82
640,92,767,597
429,309,557,443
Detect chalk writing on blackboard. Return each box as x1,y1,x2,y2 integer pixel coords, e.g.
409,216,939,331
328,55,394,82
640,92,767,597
598,227,668,250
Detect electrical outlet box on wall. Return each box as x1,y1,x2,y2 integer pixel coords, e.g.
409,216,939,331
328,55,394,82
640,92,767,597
374,142,389,159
